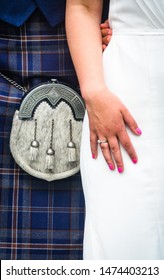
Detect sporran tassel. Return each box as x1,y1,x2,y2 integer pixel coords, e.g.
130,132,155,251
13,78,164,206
30,140,39,161
45,120,55,171
29,119,39,161
45,148,55,170
67,120,77,162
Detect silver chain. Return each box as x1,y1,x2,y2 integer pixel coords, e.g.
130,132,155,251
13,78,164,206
0,71,27,92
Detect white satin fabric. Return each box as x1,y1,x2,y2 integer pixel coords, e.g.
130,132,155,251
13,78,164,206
81,0,164,259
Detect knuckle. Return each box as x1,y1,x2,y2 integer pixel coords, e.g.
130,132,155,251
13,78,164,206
110,144,119,154
129,151,135,158
101,145,108,152
124,141,131,150
106,158,112,165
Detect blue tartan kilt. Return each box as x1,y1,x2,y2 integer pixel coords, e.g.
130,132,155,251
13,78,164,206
0,9,84,260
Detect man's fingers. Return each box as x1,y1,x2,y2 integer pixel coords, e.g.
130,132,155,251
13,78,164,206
101,28,112,37
102,35,111,46
100,19,109,29
102,44,107,51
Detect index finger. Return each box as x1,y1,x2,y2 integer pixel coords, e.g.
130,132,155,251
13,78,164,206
100,19,109,29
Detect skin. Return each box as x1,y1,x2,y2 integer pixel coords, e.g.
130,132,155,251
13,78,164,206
66,0,142,173
100,19,112,51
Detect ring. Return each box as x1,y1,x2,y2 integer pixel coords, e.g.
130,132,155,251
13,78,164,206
97,139,108,144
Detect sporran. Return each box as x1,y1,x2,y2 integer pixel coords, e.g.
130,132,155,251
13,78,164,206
0,72,85,181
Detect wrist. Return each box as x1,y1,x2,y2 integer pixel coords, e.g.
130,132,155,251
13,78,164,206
81,84,107,102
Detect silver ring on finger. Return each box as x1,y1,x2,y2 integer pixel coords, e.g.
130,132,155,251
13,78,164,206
97,139,108,144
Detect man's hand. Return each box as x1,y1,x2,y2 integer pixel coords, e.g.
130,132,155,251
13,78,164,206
100,19,112,51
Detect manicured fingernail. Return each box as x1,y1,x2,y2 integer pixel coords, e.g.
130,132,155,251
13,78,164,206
132,158,138,164
108,164,114,170
92,153,96,159
118,167,123,173
136,127,142,135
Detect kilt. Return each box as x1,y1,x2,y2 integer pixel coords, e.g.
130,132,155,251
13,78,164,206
0,9,84,260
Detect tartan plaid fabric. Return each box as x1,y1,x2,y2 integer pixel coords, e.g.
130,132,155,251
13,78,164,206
0,9,84,260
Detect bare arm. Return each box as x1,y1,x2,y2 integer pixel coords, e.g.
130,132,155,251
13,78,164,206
66,0,104,93
66,0,141,172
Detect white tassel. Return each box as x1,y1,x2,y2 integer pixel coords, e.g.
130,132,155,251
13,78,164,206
67,120,77,162
45,148,55,170
67,141,76,162
29,140,39,161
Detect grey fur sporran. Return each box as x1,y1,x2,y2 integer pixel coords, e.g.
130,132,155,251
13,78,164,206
10,79,85,181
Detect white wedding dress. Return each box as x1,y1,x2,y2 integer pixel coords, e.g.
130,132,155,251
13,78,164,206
81,0,164,259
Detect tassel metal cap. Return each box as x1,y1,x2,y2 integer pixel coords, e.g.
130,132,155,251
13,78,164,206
67,141,76,149
46,148,55,156
31,140,39,148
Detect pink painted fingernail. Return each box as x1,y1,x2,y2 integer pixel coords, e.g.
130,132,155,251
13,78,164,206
108,164,114,171
136,127,142,135
118,167,123,173
132,158,138,164
92,153,96,159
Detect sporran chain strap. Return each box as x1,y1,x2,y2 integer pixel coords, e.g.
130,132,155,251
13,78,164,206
0,71,27,92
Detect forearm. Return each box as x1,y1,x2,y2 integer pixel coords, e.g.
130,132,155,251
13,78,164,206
66,0,105,100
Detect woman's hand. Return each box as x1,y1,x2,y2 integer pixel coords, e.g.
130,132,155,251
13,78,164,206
84,86,142,172
100,19,112,51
